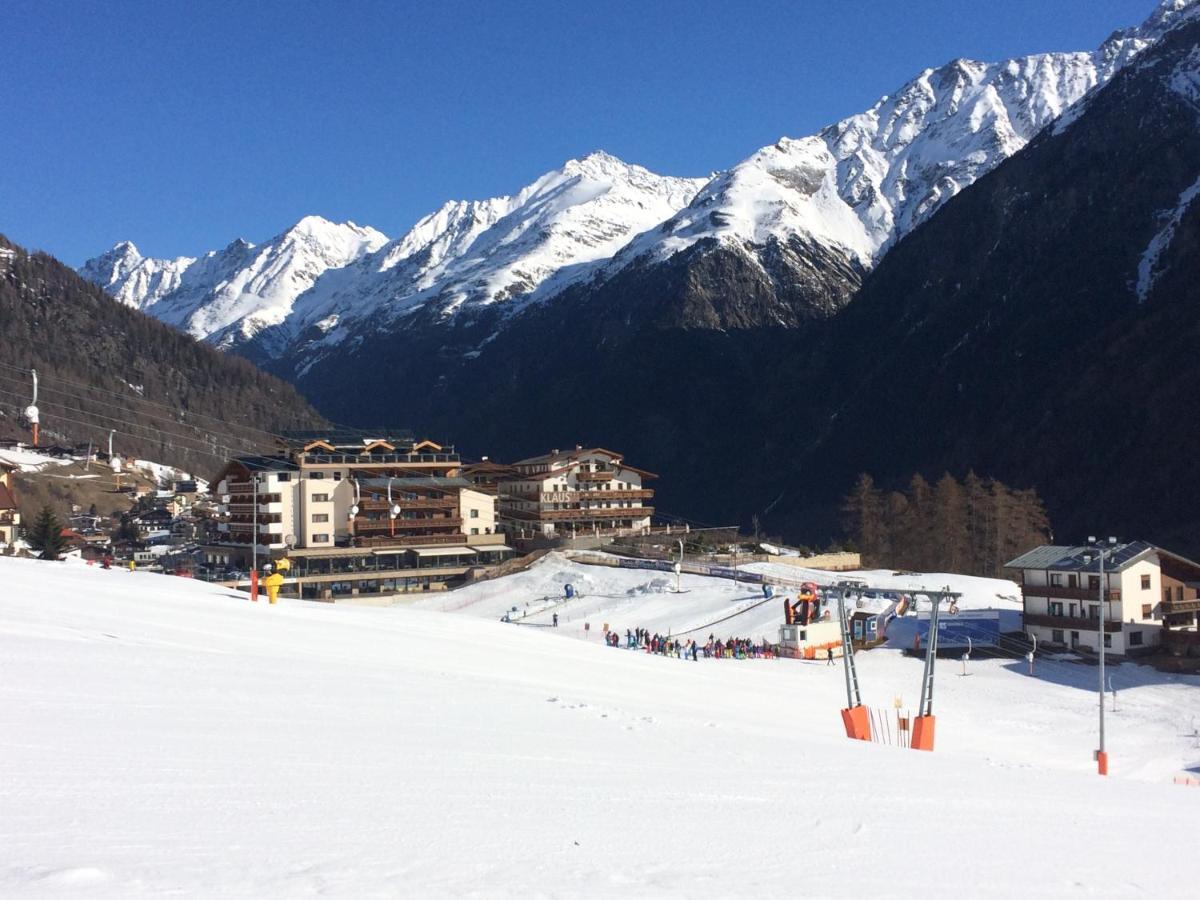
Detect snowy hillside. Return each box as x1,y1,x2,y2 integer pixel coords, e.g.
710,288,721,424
282,151,705,347
609,0,1199,275
80,216,388,348
3,555,1200,896
418,552,1021,643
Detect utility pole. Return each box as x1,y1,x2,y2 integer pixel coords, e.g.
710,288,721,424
1084,536,1117,776
676,538,684,594
251,471,259,601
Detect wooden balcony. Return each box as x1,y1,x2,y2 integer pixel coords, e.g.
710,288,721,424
354,532,469,548
575,470,615,482
359,497,456,511
1162,598,1200,615
354,517,461,534
541,489,653,502
1022,583,1120,602
1023,613,1121,633
504,506,653,522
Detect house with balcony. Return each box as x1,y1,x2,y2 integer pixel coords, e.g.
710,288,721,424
205,431,512,600
497,446,655,539
0,461,21,547
1006,542,1200,655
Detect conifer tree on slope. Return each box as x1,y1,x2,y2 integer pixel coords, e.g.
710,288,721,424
26,506,68,561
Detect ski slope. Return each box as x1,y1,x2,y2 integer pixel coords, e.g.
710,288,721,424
3,555,1200,897
423,552,1021,643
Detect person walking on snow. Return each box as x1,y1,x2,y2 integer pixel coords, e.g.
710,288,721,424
826,647,834,666
552,612,559,627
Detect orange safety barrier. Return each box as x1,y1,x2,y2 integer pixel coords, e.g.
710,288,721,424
841,705,871,741
911,714,936,751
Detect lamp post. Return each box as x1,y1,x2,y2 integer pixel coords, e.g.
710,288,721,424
1082,535,1118,776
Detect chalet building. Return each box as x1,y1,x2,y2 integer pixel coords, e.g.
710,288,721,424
206,431,512,600
1006,542,1200,655
497,446,655,538
460,459,518,495
0,461,21,546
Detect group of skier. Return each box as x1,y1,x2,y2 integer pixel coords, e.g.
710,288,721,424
606,627,775,660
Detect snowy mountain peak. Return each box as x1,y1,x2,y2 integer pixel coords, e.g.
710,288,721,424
609,1,1196,277
79,217,390,345
282,152,707,344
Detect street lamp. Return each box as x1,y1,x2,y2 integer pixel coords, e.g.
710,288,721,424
1081,535,1118,776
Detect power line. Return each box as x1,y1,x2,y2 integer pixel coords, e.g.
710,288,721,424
0,360,291,444
0,372,268,456
0,384,254,462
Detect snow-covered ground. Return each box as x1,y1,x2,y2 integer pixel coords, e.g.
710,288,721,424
3,555,1200,896
0,446,76,472
422,553,1021,644
741,561,1023,610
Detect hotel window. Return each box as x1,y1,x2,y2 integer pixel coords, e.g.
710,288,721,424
1088,576,1100,589
333,472,342,481
470,509,479,518
1142,604,1152,618
1049,573,1062,586
312,493,329,502
277,473,290,482
1129,632,1144,646
1049,601,1064,616
312,533,330,543
1103,634,1112,649
310,472,324,480
312,513,329,523
1141,574,1151,590
470,528,479,535
1052,630,1064,643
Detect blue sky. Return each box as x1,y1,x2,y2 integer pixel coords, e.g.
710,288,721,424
0,0,1157,265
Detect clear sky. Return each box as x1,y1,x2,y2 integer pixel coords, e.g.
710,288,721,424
0,0,1159,265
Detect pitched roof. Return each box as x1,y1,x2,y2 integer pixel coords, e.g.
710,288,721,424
1005,541,1159,574
0,482,17,510
513,447,622,466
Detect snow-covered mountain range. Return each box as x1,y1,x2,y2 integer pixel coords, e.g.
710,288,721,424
81,216,387,350
80,0,1199,359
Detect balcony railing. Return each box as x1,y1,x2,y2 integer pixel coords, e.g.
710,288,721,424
503,506,653,521
300,452,460,466
575,470,615,482
1023,613,1121,633
352,518,460,532
354,533,469,548
359,497,456,511
1162,598,1200,615
1022,583,1120,602
540,489,653,502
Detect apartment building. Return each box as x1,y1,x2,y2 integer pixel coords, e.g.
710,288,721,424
0,461,20,547
1006,542,1200,654
206,431,512,600
497,446,655,538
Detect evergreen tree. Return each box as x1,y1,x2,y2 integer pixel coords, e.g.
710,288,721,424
841,473,887,563
26,506,68,561
842,470,1051,577
933,473,969,572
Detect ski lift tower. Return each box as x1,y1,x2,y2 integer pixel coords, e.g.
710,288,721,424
835,581,871,741
910,586,964,752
